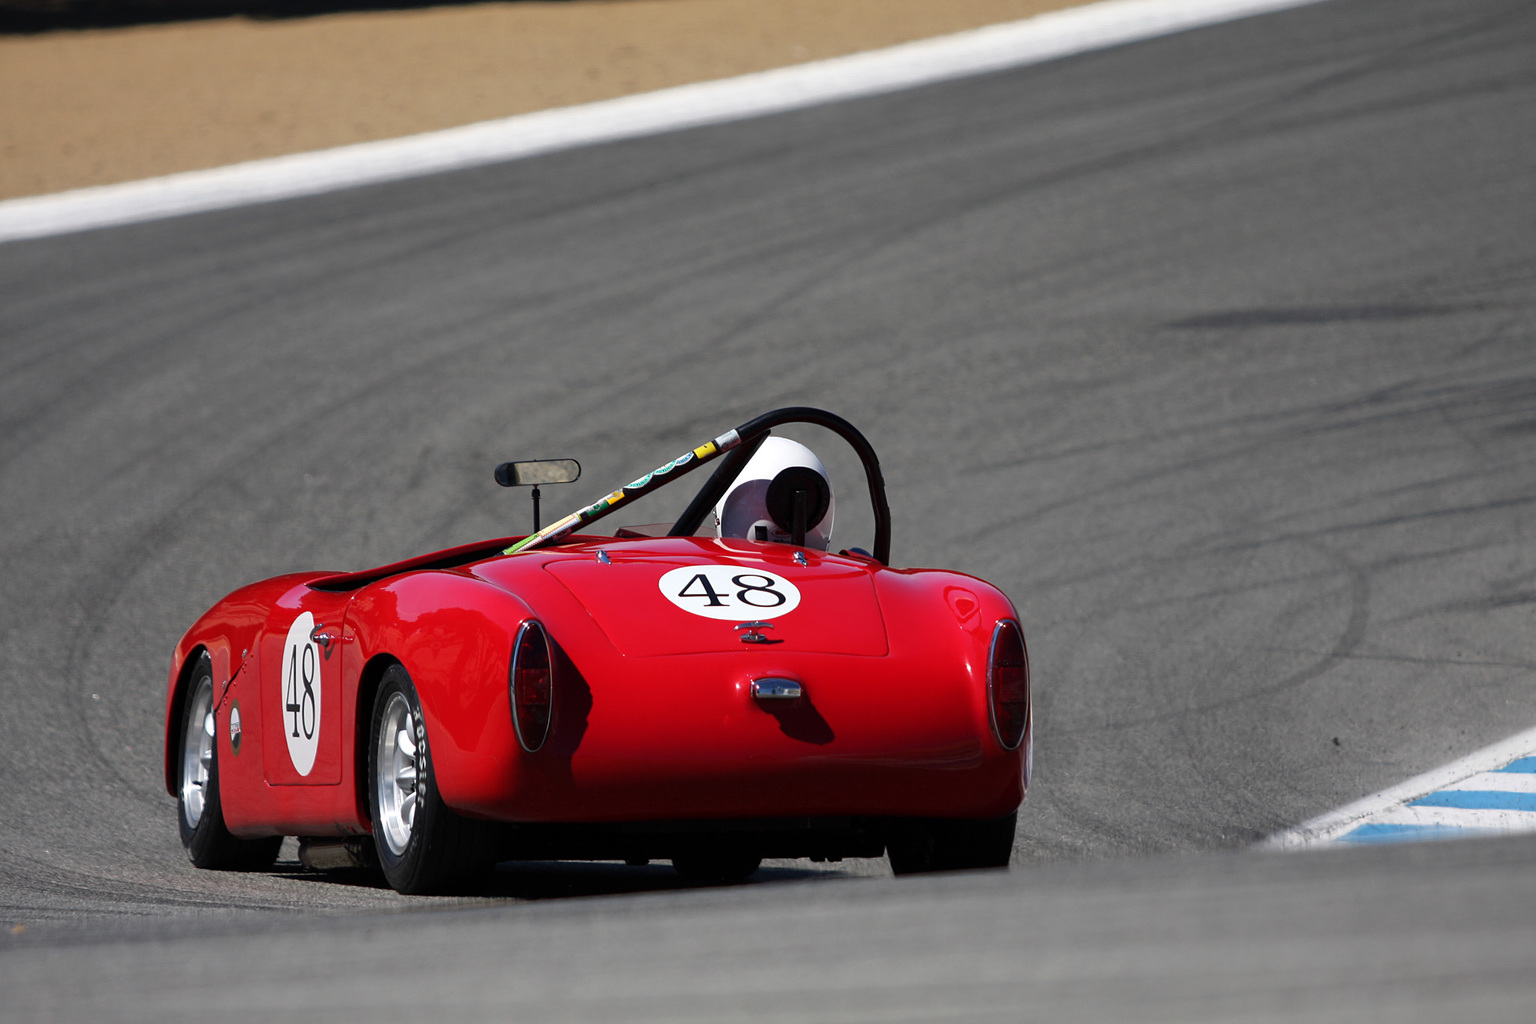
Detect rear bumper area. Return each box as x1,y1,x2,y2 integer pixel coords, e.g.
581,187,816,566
439,657,1026,822
460,749,1025,826
435,647,1029,827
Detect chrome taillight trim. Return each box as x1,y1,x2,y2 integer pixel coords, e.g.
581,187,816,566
509,619,553,753
987,619,1030,751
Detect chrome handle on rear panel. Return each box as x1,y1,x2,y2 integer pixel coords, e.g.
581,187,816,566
735,620,782,645
751,677,803,701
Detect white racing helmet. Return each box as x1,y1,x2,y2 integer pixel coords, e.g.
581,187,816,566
714,437,835,550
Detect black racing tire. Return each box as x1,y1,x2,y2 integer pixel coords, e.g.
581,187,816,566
670,848,763,885
886,812,1017,875
367,663,493,895
177,654,283,871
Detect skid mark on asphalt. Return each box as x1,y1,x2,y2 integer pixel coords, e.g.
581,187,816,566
1266,726,1536,848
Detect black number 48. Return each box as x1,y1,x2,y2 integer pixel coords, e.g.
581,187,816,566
285,642,317,739
678,572,786,608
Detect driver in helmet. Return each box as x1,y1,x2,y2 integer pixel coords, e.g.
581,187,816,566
714,437,834,550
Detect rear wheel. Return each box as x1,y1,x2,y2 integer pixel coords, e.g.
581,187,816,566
177,654,282,870
887,812,1016,875
368,664,492,894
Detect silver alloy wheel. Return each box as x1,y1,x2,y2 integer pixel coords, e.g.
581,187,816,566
180,677,215,828
375,691,419,856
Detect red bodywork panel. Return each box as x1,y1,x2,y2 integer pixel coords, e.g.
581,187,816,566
165,535,1030,839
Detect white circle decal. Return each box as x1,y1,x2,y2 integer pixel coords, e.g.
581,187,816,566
658,565,801,621
279,611,322,776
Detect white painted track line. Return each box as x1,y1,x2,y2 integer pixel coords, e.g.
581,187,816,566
1265,727,1536,849
0,0,1329,244
1355,806,1536,830
1442,771,1536,794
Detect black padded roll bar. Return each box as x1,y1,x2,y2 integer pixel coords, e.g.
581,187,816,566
507,407,892,565
671,407,892,565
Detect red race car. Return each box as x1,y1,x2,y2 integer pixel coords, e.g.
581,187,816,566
165,408,1031,893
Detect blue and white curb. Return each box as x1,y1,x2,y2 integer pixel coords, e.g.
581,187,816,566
0,0,1330,244
1265,725,1536,849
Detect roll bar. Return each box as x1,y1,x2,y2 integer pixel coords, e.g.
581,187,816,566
504,407,892,565
668,407,891,565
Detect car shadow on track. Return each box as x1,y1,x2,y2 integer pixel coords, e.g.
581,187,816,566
269,858,872,900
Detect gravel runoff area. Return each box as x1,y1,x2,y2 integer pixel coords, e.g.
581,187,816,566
0,0,1087,200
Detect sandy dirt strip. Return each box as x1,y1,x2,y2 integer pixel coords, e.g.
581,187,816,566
0,0,1087,200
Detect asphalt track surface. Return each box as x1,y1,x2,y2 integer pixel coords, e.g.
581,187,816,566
2,0,1535,1018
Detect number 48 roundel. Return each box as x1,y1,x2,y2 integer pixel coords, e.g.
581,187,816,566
279,611,322,776
657,565,801,621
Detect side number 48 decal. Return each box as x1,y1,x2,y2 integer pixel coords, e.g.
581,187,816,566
279,611,323,776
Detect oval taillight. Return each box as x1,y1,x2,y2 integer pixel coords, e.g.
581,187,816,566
510,621,553,752
988,620,1030,750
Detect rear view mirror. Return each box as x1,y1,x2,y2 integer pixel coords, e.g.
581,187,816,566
495,459,581,532
495,459,581,487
